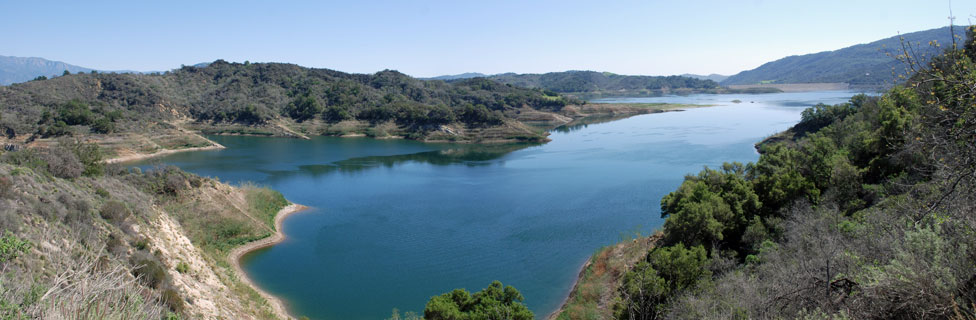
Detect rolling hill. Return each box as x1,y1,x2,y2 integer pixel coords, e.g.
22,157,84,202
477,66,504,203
0,60,596,147
722,26,967,86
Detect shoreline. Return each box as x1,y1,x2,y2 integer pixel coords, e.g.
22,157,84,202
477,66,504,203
546,255,594,320
227,203,309,320
104,143,226,164
546,235,660,319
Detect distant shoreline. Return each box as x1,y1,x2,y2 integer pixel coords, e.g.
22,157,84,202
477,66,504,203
726,82,851,92
228,203,309,320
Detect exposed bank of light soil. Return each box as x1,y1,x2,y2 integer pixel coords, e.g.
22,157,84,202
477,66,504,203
105,143,225,163
549,234,661,320
228,204,309,320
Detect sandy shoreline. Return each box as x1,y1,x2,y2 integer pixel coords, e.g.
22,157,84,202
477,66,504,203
105,143,226,164
228,203,309,320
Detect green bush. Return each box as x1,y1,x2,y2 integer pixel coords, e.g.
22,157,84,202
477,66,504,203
175,261,189,274
615,244,710,320
0,231,31,264
131,255,167,289
91,117,115,134
95,187,110,198
99,200,131,222
161,287,185,314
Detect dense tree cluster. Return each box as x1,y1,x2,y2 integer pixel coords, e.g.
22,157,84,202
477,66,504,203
616,26,976,319
424,281,533,320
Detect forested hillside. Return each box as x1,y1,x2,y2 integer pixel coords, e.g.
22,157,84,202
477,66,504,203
612,25,976,319
0,60,582,146
481,71,724,97
722,26,966,87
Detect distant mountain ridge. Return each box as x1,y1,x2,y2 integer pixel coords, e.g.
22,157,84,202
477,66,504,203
424,72,486,80
0,55,95,85
680,73,729,83
722,26,966,86
0,55,213,86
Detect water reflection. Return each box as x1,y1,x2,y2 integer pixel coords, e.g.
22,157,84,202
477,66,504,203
297,143,538,175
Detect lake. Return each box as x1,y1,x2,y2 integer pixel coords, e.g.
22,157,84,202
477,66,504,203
141,91,859,319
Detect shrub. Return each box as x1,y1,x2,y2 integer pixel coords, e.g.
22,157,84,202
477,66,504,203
0,176,11,199
58,139,103,176
161,287,185,314
0,231,31,264
40,121,72,137
133,238,149,251
99,200,131,222
91,117,115,134
58,100,95,126
106,233,127,256
163,173,187,195
175,261,189,274
95,187,110,198
42,149,83,179
131,254,167,289
1,148,47,171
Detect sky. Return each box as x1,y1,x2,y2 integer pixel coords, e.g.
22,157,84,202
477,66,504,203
2,0,974,77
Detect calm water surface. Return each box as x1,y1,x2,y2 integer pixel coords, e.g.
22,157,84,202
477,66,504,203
142,91,858,319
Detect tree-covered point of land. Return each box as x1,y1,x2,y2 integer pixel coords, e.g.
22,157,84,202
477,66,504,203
479,71,720,95
0,60,581,140
616,25,976,319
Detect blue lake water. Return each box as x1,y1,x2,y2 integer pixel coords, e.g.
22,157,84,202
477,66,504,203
142,91,859,319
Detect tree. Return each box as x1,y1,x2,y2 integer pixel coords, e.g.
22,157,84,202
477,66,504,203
424,281,533,320
285,95,323,122
616,244,710,320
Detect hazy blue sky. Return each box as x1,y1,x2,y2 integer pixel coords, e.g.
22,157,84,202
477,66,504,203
2,1,973,77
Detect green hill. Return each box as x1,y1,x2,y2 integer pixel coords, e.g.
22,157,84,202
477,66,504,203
722,26,967,86
0,60,586,145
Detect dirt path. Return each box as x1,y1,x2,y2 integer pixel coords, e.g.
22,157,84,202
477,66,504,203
104,143,226,164
227,204,309,320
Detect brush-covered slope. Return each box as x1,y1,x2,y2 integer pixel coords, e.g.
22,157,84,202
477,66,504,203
0,139,293,319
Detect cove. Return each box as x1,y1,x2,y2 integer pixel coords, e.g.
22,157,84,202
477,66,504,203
139,91,859,319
